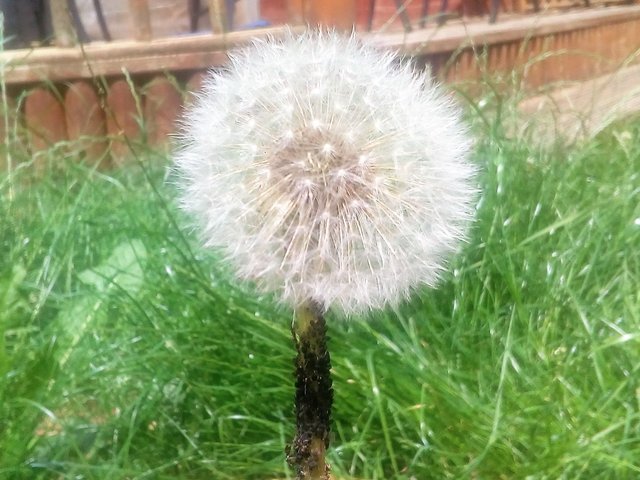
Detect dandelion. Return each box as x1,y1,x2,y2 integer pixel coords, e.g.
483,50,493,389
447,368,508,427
174,29,476,479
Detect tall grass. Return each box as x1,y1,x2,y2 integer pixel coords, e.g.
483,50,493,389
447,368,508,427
1,72,640,480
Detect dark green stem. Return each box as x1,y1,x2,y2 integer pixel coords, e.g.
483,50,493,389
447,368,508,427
286,301,333,480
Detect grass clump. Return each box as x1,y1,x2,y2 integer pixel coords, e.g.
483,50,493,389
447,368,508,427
1,108,639,479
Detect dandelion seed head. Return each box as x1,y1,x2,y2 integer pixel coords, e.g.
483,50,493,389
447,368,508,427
174,30,477,315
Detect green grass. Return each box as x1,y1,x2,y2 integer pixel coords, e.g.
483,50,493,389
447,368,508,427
1,100,639,479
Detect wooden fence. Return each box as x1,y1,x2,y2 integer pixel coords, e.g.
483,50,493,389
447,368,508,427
1,1,640,170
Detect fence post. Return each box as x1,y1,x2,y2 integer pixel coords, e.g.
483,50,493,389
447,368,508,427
128,0,153,40
208,0,230,33
288,0,356,30
49,0,77,46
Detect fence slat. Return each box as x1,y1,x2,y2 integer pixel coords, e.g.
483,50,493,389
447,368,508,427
65,81,109,167
186,71,208,102
143,76,182,148
25,88,68,150
49,0,77,46
288,0,356,30
0,96,18,171
128,0,153,40
106,79,142,165
208,0,229,33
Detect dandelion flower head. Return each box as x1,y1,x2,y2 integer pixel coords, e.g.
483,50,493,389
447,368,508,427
175,30,476,315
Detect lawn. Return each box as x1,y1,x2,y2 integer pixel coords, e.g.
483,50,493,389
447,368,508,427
1,92,639,479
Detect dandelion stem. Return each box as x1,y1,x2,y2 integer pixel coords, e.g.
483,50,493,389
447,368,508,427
288,301,333,480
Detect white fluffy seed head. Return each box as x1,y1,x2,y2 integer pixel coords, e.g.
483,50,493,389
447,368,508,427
174,30,476,315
